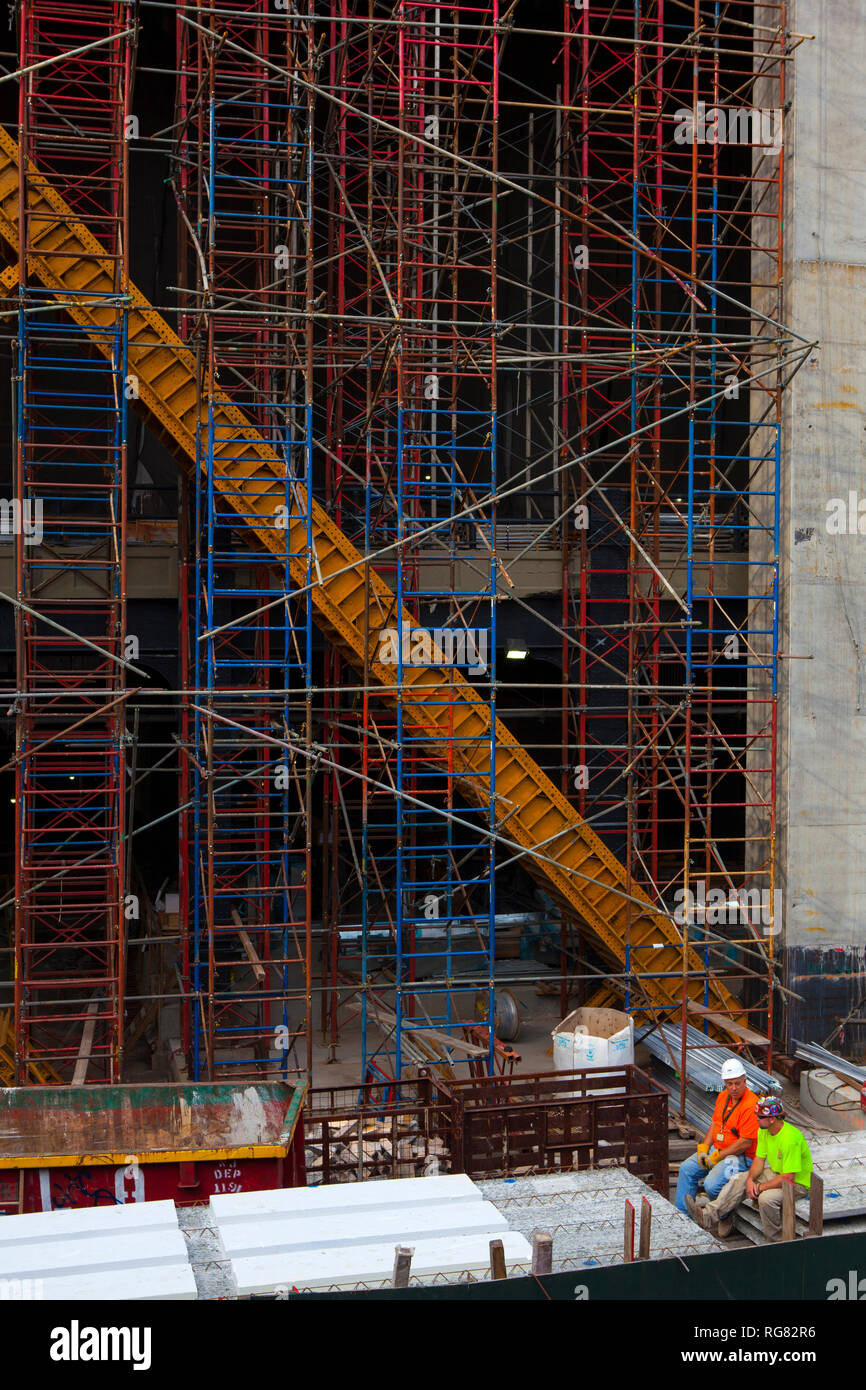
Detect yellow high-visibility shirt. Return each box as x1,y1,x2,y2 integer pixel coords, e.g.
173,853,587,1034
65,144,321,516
756,1121,812,1189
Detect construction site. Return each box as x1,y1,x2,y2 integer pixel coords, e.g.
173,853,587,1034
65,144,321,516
0,0,865,1309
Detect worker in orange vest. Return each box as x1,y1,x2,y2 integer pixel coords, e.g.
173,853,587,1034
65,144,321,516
676,1057,759,1216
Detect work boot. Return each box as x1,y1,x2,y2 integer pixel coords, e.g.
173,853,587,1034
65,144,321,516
684,1195,706,1228
717,1216,734,1238
702,1208,722,1237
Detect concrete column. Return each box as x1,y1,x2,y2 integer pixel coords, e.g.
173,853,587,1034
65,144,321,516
777,1,866,1049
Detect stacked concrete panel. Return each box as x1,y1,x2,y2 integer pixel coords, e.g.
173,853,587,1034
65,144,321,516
209,1174,532,1293
0,1200,196,1300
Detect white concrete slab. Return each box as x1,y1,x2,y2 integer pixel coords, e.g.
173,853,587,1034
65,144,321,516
210,1172,480,1222
16,1265,198,1302
0,1198,181,1245
0,1200,196,1301
231,1230,533,1294
0,1195,183,1251
210,1174,528,1292
0,1226,190,1277
218,1200,508,1257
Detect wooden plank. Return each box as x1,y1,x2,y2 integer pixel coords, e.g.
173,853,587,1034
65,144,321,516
808,1174,824,1236
403,1026,488,1058
638,1196,652,1261
71,1001,99,1087
624,1200,635,1263
781,1180,796,1242
685,1002,770,1047
237,930,266,983
231,910,266,982
364,1002,483,1065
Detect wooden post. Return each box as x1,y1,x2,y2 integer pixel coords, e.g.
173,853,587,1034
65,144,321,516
781,1180,796,1242
638,1196,652,1260
808,1174,824,1236
489,1238,507,1281
531,1231,553,1275
392,1246,413,1288
624,1199,635,1263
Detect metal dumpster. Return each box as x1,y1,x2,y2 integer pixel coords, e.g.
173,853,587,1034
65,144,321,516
0,1080,306,1213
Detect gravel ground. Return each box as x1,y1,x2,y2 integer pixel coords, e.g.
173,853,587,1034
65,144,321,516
177,1204,237,1300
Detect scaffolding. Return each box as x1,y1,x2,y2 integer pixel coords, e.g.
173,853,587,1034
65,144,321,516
0,0,804,1095
559,2,788,1080
13,1,132,1082
314,1,790,1084
176,0,314,1082
319,2,500,1081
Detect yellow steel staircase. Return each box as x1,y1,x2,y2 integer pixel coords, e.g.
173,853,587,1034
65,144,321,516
0,127,751,1039
0,1010,61,1085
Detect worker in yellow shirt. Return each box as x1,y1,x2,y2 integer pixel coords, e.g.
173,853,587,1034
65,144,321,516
693,1093,813,1240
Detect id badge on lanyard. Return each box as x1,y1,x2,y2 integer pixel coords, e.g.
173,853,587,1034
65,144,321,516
719,1095,739,1145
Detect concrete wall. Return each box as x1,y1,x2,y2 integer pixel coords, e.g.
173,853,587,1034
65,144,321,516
779,0,866,1047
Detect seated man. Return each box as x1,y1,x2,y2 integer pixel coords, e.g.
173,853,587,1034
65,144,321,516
676,1058,758,1216
692,1094,813,1240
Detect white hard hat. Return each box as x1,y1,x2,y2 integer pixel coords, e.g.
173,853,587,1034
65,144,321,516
721,1058,747,1080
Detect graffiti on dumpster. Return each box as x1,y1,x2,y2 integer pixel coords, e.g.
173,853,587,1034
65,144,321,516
50,1169,121,1208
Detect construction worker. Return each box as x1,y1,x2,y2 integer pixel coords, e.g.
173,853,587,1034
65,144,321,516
675,1057,758,1215
691,1094,812,1241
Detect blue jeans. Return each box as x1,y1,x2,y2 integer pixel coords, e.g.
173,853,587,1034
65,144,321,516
675,1151,751,1213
